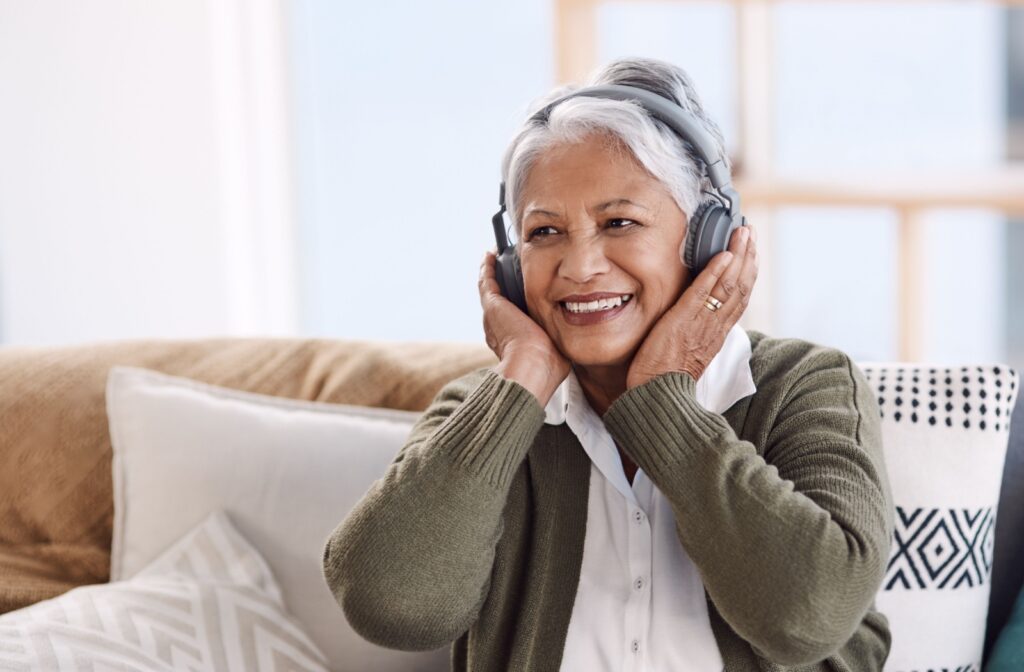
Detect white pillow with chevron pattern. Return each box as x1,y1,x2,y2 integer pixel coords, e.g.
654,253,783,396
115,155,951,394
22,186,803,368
0,510,329,671
859,364,1019,672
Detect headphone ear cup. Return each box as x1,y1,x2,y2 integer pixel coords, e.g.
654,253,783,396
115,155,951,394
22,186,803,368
683,200,713,272
494,246,528,312
684,200,735,276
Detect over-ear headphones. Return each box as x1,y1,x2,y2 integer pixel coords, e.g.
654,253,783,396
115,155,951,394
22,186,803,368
491,83,747,312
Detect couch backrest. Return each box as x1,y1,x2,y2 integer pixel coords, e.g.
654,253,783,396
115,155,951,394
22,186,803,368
986,386,1024,659
0,337,496,613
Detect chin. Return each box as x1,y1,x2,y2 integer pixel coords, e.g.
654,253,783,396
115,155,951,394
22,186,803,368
560,337,638,369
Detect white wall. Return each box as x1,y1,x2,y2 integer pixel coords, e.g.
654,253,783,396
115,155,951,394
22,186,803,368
288,0,553,343
0,0,298,345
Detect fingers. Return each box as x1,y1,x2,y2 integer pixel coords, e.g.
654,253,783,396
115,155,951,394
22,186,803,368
690,224,757,320
687,247,734,305
477,247,505,305
709,225,749,307
713,225,757,320
478,250,501,307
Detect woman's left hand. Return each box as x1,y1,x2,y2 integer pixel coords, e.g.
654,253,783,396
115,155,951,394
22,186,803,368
626,223,759,389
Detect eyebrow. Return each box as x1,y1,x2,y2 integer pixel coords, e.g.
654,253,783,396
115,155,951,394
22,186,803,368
596,198,648,213
523,198,649,220
524,206,560,219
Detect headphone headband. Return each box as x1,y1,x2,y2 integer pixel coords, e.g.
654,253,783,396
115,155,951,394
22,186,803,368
499,84,740,221
529,84,732,194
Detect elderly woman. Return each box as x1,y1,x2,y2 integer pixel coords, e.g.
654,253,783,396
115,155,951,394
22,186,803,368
323,57,894,671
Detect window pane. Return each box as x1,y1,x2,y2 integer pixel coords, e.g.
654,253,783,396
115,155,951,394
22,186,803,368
774,2,1006,178
773,208,899,362
918,211,1006,365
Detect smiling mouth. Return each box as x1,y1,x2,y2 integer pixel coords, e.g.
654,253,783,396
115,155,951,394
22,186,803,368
559,294,633,314
558,294,634,326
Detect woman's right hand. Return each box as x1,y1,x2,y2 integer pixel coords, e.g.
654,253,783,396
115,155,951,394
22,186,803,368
479,250,570,406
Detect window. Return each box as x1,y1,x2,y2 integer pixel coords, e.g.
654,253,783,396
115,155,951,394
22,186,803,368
558,0,1023,367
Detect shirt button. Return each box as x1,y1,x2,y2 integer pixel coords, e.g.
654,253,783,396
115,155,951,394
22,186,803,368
633,510,644,525
634,576,644,591
631,639,640,654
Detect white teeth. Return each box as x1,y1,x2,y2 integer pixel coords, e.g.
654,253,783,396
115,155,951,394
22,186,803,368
563,294,632,314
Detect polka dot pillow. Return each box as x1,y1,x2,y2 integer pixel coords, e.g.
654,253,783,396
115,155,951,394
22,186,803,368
860,364,1018,672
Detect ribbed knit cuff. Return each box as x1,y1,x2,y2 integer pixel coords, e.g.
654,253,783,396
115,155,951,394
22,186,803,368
603,371,734,473
430,368,546,491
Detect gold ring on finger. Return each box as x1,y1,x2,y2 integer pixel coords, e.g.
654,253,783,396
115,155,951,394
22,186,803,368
703,298,721,313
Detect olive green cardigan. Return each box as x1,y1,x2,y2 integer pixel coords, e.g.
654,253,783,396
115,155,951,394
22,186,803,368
322,330,895,671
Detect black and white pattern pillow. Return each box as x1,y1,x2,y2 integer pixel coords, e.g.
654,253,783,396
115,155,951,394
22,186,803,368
860,364,1018,672
869,365,1016,431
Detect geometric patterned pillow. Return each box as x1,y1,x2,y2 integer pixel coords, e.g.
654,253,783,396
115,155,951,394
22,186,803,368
0,510,329,671
859,364,1019,672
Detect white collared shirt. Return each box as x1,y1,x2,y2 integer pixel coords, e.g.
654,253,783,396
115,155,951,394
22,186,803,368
550,325,757,672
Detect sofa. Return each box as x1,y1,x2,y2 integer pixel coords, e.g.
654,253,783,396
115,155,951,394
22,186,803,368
0,336,1021,671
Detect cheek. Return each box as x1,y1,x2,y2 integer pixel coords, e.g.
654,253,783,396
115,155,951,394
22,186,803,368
520,254,555,318
656,265,688,310
520,255,540,298
622,238,687,306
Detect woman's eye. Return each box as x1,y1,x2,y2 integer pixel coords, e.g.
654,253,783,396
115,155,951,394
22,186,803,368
607,218,637,230
526,226,557,240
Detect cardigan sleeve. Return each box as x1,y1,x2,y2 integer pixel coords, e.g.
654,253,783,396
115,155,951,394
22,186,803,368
321,367,546,652
602,344,894,667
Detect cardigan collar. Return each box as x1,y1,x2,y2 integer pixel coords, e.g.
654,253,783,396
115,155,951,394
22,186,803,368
543,324,758,426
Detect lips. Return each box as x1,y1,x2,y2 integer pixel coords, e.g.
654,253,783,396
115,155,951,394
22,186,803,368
558,294,633,326
558,291,632,303
563,294,630,312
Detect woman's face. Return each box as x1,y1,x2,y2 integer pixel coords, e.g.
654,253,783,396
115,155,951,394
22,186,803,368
518,134,690,368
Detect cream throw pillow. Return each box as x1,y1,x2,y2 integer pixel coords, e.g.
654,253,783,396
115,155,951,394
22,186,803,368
105,366,449,672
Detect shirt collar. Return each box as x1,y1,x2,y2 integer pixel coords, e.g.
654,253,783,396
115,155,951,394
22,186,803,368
543,324,757,426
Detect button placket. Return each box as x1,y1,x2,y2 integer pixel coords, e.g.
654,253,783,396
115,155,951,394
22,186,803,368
624,504,651,671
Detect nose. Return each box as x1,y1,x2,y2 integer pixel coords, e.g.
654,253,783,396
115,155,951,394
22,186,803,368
558,227,610,284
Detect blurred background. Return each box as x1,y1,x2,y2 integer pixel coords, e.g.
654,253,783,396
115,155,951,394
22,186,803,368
0,0,1021,370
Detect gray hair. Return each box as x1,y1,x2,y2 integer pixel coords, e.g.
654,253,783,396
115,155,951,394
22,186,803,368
500,57,731,235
